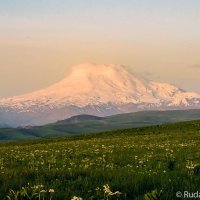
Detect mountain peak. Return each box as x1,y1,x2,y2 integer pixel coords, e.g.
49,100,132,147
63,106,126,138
0,63,200,127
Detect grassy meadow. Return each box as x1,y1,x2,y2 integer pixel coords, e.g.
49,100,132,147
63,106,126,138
0,120,200,199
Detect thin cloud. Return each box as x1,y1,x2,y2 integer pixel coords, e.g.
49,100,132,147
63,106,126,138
189,64,200,69
139,71,161,81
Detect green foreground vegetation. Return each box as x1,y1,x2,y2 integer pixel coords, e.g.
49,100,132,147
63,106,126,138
0,120,200,199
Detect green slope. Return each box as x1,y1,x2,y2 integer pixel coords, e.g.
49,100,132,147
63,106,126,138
0,120,200,199
0,109,200,141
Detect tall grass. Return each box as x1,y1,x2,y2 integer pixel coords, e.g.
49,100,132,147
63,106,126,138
0,121,200,199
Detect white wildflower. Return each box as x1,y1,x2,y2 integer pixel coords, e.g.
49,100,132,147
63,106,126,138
71,196,83,200
40,190,47,193
49,189,55,193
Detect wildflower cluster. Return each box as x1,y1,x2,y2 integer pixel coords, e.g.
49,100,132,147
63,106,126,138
6,184,55,200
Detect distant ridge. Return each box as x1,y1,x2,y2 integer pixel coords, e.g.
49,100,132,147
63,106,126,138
55,115,103,125
0,109,200,141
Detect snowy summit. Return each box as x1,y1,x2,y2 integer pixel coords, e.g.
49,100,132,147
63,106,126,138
0,63,200,127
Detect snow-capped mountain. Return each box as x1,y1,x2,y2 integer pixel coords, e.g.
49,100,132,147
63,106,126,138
0,63,200,127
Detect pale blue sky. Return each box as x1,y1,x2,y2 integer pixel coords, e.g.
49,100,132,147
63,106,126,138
0,0,200,98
